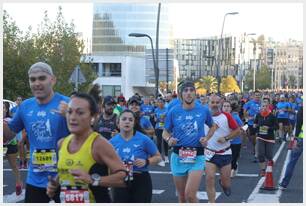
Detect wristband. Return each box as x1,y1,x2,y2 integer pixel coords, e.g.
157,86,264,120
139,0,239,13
224,136,230,141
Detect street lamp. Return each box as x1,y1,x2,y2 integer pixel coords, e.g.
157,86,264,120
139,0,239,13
217,12,239,94
129,33,159,98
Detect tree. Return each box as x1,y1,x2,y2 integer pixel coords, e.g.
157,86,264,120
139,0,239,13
4,7,96,100
288,75,296,89
245,65,271,90
220,76,241,93
195,76,217,94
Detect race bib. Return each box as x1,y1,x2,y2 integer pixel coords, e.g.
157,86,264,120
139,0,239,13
32,149,57,172
124,161,134,181
179,148,197,163
204,149,215,161
259,126,269,135
60,188,90,203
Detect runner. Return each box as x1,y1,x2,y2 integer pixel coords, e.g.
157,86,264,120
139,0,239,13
253,101,277,176
3,101,23,196
163,80,217,203
205,94,240,203
3,62,70,202
243,90,261,162
93,96,118,140
276,94,291,142
110,109,162,203
222,100,244,178
46,92,126,203
154,97,168,166
127,96,155,138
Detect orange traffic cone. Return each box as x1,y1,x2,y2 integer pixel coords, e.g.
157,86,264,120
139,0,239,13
261,160,277,190
288,136,297,150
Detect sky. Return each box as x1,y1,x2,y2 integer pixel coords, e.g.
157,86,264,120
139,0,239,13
2,2,303,42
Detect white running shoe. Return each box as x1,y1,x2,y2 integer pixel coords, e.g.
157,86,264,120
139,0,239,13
164,156,169,163
158,161,166,167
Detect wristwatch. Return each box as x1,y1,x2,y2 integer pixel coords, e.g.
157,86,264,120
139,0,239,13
224,136,230,141
91,173,101,186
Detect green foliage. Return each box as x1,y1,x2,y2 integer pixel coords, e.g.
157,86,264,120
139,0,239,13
220,76,241,93
3,7,94,100
245,65,271,90
195,75,217,94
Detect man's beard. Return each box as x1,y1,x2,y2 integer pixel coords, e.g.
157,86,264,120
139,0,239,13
184,98,194,105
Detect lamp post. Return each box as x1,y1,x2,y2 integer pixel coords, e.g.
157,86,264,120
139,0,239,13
129,33,159,98
251,38,257,91
217,12,239,94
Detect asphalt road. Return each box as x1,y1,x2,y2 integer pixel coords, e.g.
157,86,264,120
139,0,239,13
3,140,303,203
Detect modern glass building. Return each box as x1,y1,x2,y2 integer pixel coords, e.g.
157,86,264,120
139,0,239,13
92,3,172,55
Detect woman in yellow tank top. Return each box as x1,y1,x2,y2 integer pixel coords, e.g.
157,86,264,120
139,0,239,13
46,93,127,203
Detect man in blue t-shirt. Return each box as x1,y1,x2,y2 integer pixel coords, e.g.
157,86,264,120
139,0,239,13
163,80,217,203
276,94,291,142
243,90,261,162
3,62,70,203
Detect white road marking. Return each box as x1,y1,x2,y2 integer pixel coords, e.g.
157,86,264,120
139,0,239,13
150,170,258,177
153,189,165,194
3,168,28,172
276,149,291,198
247,141,286,203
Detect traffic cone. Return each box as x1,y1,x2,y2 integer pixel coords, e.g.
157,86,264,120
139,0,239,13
261,160,277,190
288,136,296,150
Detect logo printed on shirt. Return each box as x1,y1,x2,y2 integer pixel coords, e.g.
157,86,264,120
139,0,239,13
123,147,131,153
186,115,193,120
37,111,47,117
133,144,140,148
32,119,53,142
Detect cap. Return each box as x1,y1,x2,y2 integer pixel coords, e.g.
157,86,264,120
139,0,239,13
128,96,141,105
103,96,116,105
28,62,54,76
178,80,195,94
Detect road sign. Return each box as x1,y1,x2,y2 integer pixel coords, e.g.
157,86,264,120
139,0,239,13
69,65,86,84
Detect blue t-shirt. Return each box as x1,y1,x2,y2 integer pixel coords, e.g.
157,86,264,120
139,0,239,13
109,131,158,172
230,112,243,145
140,116,153,130
8,93,70,188
154,107,167,129
276,101,290,119
164,104,213,147
140,104,155,120
243,100,261,125
289,102,298,121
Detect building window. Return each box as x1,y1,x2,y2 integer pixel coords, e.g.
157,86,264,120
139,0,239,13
102,63,121,77
102,85,121,97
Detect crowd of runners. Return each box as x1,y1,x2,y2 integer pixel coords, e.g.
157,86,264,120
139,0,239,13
3,61,303,203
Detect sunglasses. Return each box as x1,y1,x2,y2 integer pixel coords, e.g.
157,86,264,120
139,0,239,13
29,75,47,82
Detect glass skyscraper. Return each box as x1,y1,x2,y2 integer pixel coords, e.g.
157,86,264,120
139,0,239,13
92,3,172,55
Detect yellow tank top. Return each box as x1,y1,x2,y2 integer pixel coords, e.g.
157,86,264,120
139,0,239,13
58,131,99,203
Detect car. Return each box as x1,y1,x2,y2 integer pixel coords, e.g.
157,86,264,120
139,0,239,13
3,99,17,111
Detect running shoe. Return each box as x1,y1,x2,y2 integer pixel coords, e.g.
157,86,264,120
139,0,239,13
16,183,22,196
218,179,231,196
164,156,169,163
278,183,287,190
158,160,166,167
